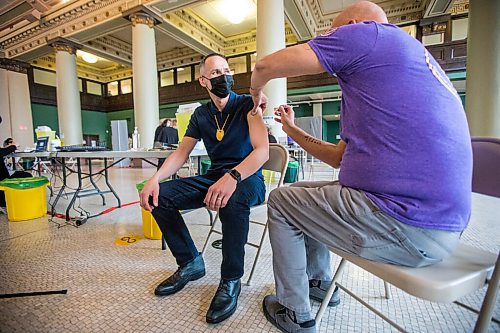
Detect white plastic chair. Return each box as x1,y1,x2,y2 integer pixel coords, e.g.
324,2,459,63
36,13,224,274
201,144,289,285
316,137,500,333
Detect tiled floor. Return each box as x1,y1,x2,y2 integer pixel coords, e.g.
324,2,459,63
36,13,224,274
0,163,499,332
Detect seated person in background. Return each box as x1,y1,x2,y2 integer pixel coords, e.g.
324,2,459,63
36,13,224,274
249,2,472,332
154,118,179,169
1,136,32,207
140,53,268,324
154,118,179,147
267,126,277,144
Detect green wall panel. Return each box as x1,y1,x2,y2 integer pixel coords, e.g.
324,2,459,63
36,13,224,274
31,103,59,136
322,101,341,115
160,107,177,119
32,103,108,143
292,104,313,118
82,110,108,143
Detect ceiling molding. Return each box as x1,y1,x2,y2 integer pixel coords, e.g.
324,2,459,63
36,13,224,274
0,0,136,59
224,26,298,57
155,9,225,56
284,0,317,41
314,1,426,32
31,54,133,82
450,0,469,15
157,46,202,70
84,35,133,66
0,57,30,74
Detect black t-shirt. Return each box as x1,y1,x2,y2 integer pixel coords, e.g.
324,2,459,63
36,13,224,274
0,145,16,181
185,91,256,172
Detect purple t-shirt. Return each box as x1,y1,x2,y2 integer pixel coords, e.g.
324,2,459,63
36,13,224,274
308,22,472,231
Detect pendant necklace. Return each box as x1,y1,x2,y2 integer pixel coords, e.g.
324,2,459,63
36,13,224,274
214,112,230,141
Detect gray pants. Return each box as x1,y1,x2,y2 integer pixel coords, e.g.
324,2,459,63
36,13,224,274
267,181,461,314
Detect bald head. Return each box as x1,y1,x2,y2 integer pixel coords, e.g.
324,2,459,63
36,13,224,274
332,1,388,28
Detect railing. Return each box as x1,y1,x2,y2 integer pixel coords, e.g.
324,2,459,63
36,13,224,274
427,39,467,71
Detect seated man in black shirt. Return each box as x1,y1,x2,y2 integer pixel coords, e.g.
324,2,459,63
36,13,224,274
140,53,268,324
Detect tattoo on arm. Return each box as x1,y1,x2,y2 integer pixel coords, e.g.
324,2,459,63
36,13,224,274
305,135,322,145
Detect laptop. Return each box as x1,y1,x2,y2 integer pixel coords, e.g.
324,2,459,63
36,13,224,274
35,136,49,152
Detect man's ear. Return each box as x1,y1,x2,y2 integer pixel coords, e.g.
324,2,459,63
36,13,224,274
348,19,357,24
199,76,207,88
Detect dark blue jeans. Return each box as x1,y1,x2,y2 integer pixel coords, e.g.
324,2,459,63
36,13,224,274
151,170,265,280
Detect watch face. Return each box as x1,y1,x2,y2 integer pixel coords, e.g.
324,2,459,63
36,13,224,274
229,169,241,182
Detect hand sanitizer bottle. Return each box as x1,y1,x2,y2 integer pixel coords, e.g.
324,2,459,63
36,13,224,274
132,127,139,150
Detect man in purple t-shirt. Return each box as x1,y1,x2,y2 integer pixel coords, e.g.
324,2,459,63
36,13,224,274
249,1,472,332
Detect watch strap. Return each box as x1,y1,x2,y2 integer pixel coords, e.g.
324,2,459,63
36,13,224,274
227,169,241,183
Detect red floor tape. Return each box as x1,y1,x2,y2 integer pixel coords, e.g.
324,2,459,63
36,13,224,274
48,201,140,220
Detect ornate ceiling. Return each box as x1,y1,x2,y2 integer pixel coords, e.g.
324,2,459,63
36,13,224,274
0,0,469,83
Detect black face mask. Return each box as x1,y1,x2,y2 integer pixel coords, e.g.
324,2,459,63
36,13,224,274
208,74,234,98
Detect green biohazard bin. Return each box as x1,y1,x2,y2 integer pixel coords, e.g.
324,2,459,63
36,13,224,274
0,176,49,221
136,180,162,240
284,161,299,183
201,159,211,175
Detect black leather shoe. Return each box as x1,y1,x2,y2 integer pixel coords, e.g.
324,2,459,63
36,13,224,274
154,255,205,296
206,279,241,324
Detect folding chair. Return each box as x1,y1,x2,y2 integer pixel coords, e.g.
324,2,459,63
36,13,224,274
307,157,339,181
316,137,500,333
201,144,289,285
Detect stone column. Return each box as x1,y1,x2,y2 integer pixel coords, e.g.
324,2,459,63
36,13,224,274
256,0,287,143
0,68,11,138
0,61,34,149
130,13,159,149
53,42,83,145
313,103,322,118
465,0,500,137
8,71,34,148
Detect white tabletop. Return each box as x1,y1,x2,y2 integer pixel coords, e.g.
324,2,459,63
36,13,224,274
10,151,51,158
11,149,207,159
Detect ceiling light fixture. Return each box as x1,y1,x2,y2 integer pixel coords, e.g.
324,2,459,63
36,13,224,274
79,51,98,64
217,0,254,24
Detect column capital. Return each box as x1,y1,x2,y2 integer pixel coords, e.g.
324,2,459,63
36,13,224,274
49,38,80,55
0,58,30,74
130,13,156,28
123,6,162,28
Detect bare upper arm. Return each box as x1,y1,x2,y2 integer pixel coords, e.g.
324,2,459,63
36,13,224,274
255,43,326,79
246,109,268,150
176,136,198,159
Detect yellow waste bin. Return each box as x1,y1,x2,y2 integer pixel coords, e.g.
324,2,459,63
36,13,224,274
140,208,163,240
0,177,50,222
136,180,162,240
